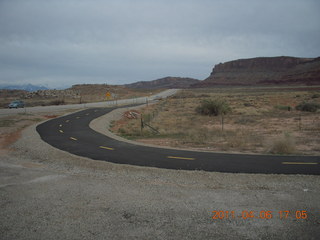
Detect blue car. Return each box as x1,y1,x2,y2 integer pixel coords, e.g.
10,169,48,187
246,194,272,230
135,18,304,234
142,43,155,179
8,100,25,108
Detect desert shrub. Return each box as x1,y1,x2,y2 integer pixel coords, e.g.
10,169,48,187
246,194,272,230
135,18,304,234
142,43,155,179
109,120,115,128
118,128,127,135
199,94,211,98
235,116,256,124
50,100,65,105
243,102,253,107
196,98,231,116
268,133,296,155
295,102,320,112
311,93,320,99
274,105,292,111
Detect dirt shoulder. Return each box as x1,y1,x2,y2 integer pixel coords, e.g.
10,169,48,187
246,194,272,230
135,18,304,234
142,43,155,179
0,109,319,239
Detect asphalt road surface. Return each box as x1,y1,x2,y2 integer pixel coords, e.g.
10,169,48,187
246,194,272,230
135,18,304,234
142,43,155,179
36,106,320,175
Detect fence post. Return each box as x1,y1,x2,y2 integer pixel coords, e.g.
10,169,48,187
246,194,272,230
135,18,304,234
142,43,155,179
299,114,302,131
141,115,144,134
221,113,224,131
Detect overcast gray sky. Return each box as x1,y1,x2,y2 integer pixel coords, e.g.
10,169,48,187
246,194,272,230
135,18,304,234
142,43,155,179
1,0,319,88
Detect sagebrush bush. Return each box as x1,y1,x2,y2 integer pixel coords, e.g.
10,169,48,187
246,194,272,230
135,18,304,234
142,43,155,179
295,102,320,112
268,133,296,155
196,98,231,116
50,100,65,105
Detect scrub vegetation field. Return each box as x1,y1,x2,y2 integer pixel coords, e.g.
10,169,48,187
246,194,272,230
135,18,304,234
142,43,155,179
0,86,163,108
111,87,320,155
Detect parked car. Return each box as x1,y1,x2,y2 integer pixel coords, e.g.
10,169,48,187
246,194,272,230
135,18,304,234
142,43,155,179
8,100,25,108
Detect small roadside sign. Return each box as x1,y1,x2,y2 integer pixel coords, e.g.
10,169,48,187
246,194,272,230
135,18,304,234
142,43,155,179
105,92,112,100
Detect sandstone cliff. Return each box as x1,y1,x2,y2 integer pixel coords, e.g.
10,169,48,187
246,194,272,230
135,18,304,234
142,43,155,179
193,56,320,87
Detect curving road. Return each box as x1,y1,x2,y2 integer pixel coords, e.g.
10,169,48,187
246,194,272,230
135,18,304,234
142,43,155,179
36,106,320,175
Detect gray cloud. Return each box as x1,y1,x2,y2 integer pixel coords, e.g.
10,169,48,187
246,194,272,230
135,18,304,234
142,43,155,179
0,0,319,88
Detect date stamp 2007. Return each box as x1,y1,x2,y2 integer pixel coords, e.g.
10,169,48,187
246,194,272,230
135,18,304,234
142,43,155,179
211,210,308,220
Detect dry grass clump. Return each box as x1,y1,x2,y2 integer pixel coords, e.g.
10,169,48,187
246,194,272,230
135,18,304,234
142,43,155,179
268,133,296,155
234,116,257,125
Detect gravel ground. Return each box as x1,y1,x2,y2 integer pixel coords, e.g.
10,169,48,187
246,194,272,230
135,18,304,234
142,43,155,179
0,106,319,239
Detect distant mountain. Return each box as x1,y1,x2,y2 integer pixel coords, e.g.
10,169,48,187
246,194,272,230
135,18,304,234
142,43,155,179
192,56,320,87
125,77,200,89
0,84,49,91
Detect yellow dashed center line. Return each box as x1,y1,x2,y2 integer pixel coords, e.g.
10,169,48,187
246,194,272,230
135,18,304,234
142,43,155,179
65,120,70,123
167,156,195,161
282,162,318,165
86,113,89,115
59,124,63,127
70,137,78,141
99,146,114,151
76,116,80,119
59,130,64,133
